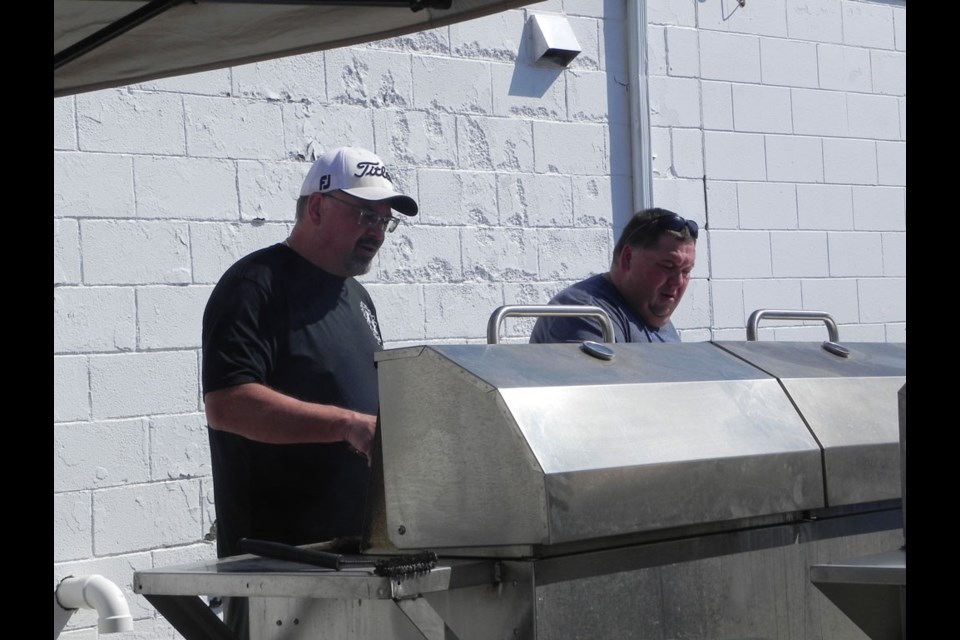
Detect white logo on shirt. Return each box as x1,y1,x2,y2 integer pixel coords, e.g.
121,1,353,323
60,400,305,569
360,301,383,346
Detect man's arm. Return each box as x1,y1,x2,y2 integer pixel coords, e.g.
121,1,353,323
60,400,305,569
204,383,377,458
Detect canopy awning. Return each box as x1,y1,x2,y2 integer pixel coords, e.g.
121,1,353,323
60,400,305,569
55,0,534,97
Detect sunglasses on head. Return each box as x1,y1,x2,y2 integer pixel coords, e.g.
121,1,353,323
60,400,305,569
627,212,699,244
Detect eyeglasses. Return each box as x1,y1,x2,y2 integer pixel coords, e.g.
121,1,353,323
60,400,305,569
626,212,699,245
324,193,402,233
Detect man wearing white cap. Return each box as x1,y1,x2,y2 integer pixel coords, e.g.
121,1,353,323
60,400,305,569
200,147,417,638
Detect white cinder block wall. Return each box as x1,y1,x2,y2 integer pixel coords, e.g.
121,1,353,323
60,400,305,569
53,0,906,636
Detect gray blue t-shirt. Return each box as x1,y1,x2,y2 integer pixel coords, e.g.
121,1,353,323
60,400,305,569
529,273,681,344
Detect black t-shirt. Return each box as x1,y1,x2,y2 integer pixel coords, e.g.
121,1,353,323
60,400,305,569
201,243,383,558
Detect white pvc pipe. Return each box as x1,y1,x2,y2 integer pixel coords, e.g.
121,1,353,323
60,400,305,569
55,574,134,634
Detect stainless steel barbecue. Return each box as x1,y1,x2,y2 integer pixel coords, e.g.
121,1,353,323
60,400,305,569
135,309,906,640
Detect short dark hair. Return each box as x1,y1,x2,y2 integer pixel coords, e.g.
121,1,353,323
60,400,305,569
295,195,311,222
612,208,697,264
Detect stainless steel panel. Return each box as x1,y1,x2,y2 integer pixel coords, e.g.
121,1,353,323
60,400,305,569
715,342,906,506
376,342,825,551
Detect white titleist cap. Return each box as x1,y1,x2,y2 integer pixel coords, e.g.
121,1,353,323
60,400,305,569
299,146,418,216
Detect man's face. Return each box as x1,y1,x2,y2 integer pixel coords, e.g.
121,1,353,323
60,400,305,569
618,234,696,328
314,192,392,277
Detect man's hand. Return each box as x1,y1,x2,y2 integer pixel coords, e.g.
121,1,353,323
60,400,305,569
344,412,377,463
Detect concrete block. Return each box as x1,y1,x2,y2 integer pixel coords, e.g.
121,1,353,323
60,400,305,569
136,67,232,96
650,76,701,127
90,351,199,419
54,419,150,492
411,56,492,114
666,27,699,77
55,219,81,285
651,126,672,179
698,0,787,37
231,52,325,102
704,131,766,181
423,283,504,340
711,279,745,329
574,174,625,228
732,84,792,133
564,15,602,72
787,0,842,43
842,1,896,50
771,231,829,277
462,227,540,282
738,182,797,229
417,169,498,227
458,116,535,171
77,89,185,155
137,285,212,349
801,277,861,324
55,96,77,149
533,121,607,174
93,480,204,554
858,277,906,323
823,138,878,185
376,226,462,283
899,97,906,140
237,160,303,222
797,184,854,230
702,81,734,130
498,173,574,227
699,32,761,82
882,232,906,277
184,96,285,160
872,50,906,96
652,178,707,224
326,47,414,108
568,69,628,124
817,44,872,92
828,232,884,277
54,152,135,218
450,10,524,62
847,93,900,141
792,88,848,137
135,156,238,220
373,109,458,168
283,103,376,162
649,0,696,26
886,323,906,343
54,286,136,353
743,279,803,315
490,63,568,120
54,492,91,562
836,323,887,342
852,186,905,231
672,128,704,178
150,413,210,481
538,227,612,280
709,230,772,278
373,26,450,55
365,283,426,342
705,180,739,230
648,26,667,76
766,135,823,183
760,37,818,88
81,220,191,285
55,355,90,422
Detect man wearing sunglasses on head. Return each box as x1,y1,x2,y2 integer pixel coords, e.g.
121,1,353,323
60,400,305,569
530,208,698,344
200,146,417,639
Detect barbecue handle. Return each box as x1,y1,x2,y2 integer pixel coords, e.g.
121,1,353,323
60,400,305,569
746,309,839,342
487,305,616,344
237,538,342,570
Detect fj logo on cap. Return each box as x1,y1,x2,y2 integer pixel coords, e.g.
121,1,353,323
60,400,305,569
318,174,331,191
355,161,392,183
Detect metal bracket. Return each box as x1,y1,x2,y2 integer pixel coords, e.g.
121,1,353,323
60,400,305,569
394,597,462,640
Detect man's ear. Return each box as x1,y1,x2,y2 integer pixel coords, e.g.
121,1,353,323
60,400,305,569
618,244,633,271
307,193,325,224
